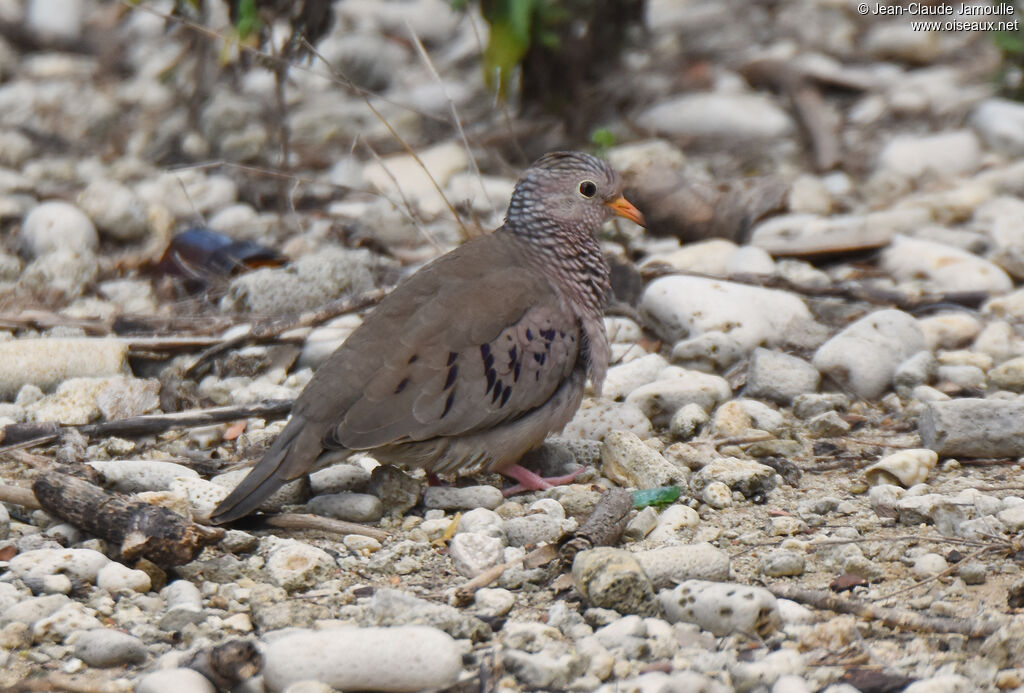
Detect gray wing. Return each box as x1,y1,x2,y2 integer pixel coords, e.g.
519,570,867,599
211,232,582,523
331,292,580,449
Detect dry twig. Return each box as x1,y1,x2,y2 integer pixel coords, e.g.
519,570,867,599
768,584,1003,637
0,400,294,452
261,513,388,542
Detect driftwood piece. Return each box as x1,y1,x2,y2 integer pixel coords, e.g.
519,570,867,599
560,488,634,565
0,400,294,451
32,471,223,568
768,584,1002,637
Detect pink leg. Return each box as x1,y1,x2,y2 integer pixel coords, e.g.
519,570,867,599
501,463,585,497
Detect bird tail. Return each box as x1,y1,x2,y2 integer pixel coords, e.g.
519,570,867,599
209,417,324,524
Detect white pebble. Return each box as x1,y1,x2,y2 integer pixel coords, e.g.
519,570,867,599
96,562,151,593
135,668,216,693
21,201,97,258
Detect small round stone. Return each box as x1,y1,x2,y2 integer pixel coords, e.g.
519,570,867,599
72,628,147,667
21,201,98,258
701,481,732,508
760,550,805,577
135,668,215,693
474,588,515,617
913,553,949,579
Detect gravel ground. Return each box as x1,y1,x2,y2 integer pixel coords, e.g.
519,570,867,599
2,1,1024,691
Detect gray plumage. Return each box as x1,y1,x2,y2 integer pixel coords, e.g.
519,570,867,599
211,151,643,524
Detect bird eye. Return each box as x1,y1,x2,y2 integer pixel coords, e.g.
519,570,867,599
578,180,598,198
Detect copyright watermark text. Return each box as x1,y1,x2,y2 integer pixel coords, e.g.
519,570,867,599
856,2,1020,31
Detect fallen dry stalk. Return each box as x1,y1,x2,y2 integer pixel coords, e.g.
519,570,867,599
261,513,388,542
768,584,1004,637
0,400,295,452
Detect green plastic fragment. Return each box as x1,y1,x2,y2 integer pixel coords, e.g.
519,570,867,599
632,486,681,509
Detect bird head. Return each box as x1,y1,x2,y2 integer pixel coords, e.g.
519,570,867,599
506,151,645,233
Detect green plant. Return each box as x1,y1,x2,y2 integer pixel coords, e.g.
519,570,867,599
590,127,616,155
477,0,568,99
992,5,1024,100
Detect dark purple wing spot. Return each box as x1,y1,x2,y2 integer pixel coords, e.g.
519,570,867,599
500,386,512,407
508,346,517,363
442,389,456,418
513,362,521,382
407,354,419,364
444,365,458,390
480,343,494,370
540,329,556,341
485,368,497,393
447,351,458,366
491,381,504,403
525,328,533,340
394,377,409,394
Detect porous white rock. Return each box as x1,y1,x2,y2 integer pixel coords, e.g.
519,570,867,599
0,339,128,399
449,532,504,578
7,548,110,585
265,539,335,591
262,626,462,692
89,459,199,493
563,398,653,440
659,580,780,636
625,367,732,426
77,180,147,240
601,430,688,489
95,562,151,593
634,543,730,587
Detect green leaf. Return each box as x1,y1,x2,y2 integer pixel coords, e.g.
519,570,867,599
234,0,261,40
482,0,542,98
994,29,1024,55
591,127,616,150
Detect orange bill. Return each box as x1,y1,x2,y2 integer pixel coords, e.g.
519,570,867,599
605,196,645,227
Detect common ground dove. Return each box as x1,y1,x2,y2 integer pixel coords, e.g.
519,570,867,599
211,151,644,523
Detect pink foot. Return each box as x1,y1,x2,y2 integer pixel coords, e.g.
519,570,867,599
501,463,585,497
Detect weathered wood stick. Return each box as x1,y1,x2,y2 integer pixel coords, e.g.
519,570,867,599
32,471,223,568
559,488,634,565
